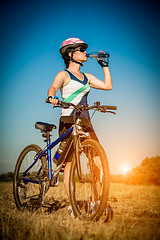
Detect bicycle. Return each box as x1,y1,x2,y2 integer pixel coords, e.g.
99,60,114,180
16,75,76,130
13,100,117,221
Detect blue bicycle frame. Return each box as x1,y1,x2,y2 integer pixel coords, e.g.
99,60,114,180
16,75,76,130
23,126,73,183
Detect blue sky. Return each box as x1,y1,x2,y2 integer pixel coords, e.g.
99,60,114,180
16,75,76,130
0,0,160,174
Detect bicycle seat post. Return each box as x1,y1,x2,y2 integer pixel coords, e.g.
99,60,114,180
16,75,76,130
46,131,51,145
42,131,51,145
41,130,52,181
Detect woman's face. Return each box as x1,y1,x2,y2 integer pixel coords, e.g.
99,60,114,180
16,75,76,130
72,47,88,63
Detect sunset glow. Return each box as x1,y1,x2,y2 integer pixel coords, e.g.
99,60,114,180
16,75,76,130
121,165,130,175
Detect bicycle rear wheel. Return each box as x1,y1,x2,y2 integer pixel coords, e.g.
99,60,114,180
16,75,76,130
69,139,110,221
13,144,46,210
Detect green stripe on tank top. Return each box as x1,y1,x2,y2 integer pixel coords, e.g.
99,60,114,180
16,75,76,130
62,82,90,103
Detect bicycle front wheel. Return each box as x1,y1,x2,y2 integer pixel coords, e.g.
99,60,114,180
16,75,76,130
13,144,45,210
69,139,110,221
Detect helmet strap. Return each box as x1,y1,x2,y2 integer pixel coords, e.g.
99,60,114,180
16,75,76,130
70,49,83,66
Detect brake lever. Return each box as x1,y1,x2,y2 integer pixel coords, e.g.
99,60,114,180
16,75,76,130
98,108,116,114
98,109,106,113
106,111,116,114
52,105,59,109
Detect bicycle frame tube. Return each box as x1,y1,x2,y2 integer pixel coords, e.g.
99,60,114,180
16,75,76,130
48,127,73,150
23,127,73,183
46,126,73,180
47,140,52,180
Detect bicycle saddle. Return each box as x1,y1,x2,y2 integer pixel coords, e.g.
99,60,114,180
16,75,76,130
35,122,57,131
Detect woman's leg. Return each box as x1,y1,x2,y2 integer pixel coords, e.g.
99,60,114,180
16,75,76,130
63,161,71,199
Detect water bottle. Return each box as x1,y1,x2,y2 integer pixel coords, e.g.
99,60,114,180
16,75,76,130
86,52,110,61
53,140,67,165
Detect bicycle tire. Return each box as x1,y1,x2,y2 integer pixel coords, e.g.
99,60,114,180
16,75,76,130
13,144,46,210
69,138,110,221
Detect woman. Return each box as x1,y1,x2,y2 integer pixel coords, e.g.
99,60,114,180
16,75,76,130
48,37,112,215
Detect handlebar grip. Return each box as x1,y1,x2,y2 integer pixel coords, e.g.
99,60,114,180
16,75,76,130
45,98,51,103
45,96,59,103
45,98,61,104
104,105,117,110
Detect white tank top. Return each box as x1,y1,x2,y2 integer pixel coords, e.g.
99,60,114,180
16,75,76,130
60,70,90,116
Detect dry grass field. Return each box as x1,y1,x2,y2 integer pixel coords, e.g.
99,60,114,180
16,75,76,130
0,182,160,240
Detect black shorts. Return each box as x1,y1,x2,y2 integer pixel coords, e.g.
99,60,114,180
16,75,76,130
59,116,99,142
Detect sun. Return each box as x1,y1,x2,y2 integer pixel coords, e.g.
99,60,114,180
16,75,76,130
121,165,130,175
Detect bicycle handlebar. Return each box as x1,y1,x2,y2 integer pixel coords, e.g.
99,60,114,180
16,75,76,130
45,99,117,113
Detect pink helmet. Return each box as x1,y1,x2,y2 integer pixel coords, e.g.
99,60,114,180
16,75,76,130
60,37,88,55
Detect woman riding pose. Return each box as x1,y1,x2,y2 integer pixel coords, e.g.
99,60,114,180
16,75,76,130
47,37,112,216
